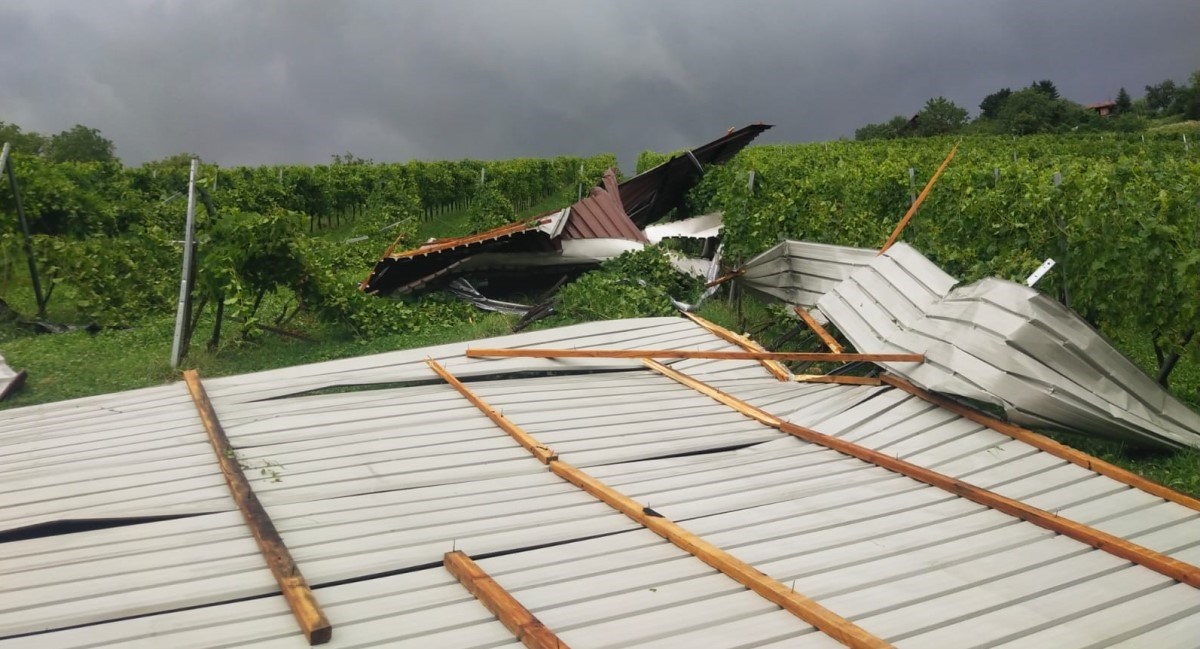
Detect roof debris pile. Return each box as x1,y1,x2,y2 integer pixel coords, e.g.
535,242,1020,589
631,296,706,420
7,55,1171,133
3,315,1200,647
361,124,771,298
740,239,1200,451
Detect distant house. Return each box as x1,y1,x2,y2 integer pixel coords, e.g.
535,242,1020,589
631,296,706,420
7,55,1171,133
1087,100,1117,117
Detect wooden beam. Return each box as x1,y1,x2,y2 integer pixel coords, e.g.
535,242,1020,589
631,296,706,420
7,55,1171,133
681,311,791,381
549,460,892,649
705,268,745,288
879,374,1200,513
643,360,1200,590
426,359,557,463
794,306,843,354
444,551,570,649
182,370,331,645
794,374,882,386
428,362,891,649
879,142,959,255
465,348,924,363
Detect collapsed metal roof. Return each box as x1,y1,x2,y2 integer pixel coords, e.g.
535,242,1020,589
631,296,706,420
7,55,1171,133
3,315,1199,647
620,123,773,228
741,239,1200,451
361,124,771,297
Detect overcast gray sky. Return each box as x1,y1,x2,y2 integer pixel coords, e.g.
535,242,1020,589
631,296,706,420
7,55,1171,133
1,1,1197,169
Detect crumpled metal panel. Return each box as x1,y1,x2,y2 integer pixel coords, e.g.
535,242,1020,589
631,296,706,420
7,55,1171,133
562,169,647,243
644,211,723,243
813,242,1200,450
739,239,878,309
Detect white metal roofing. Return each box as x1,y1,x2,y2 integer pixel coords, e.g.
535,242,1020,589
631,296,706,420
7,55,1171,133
815,242,1200,450
2,316,1199,648
738,238,1200,450
740,239,877,309
644,211,724,244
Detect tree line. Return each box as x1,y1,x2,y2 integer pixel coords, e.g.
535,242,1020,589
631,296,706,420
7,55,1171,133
856,70,1200,140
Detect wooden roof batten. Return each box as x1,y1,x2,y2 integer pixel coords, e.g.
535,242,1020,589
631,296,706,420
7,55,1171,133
444,551,571,649
879,373,1200,514
182,370,332,645
425,359,892,649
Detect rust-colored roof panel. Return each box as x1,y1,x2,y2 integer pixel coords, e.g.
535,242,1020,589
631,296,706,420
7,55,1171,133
562,170,647,243
361,218,558,295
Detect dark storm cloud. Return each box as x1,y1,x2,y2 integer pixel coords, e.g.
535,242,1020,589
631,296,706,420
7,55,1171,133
1,0,1197,169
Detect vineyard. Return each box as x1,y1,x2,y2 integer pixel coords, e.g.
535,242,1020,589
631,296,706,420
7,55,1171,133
2,132,1200,420
685,133,1200,388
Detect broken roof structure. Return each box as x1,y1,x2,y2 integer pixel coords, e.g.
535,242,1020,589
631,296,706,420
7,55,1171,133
361,124,771,297
739,239,1200,451
3,314,1200,648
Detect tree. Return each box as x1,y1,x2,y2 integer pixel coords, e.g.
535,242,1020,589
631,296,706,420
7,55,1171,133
913,97,968,136
1144,80,1179,115
1031,79,1060,100
1172,70,1200,120
996,88,1080,134
1114,87,1132,115
0,121,47,156
978,88,1012,120
854,115,907,140
44,124,116,163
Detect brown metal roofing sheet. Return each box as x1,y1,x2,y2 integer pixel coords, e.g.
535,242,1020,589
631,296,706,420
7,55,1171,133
562,170,647,243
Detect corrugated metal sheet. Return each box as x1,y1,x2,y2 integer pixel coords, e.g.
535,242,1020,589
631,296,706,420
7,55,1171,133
561,169,647,243
644,211,723,244
739,239,877,310
815,242,1200,450
0,318,768,533
620,124,773,227
4,315,1200,647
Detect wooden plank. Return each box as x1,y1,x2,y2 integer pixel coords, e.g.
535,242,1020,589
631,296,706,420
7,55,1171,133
879,142,959,255
794,306,843,353
551,459,891,649
794,374,882,386
429,363,891,649
878,374,1200,513
425,359,557,464
643,360,1200,590
705,268,745,288
465,348,924,363
182,370,332,645
681,311,791,381
443,551,571,649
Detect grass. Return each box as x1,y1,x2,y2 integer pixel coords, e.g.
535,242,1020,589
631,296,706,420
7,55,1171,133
0,187,579,409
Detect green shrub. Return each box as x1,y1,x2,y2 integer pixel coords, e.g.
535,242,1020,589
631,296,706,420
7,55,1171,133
467,185,515,233
554,247,701,321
